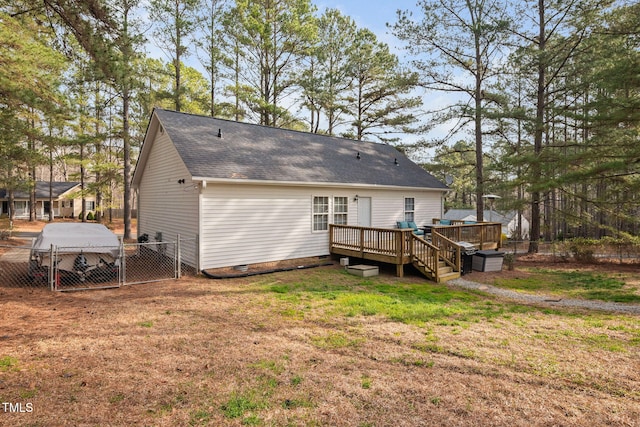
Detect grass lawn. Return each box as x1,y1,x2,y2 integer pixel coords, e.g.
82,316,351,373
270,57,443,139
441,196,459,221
493,268,640,303
0,264,639,426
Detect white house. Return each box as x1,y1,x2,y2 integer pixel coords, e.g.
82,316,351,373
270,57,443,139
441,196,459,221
442,209,530,239
132,109,449,272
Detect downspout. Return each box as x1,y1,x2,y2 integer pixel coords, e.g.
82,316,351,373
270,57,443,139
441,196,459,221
197,180,206,272
135,187,140,240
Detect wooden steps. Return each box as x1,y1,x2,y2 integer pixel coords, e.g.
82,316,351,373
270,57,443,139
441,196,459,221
412,260,461,283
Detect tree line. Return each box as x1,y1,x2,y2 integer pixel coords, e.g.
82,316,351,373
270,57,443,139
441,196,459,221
1,0,638,251
393,0,639,251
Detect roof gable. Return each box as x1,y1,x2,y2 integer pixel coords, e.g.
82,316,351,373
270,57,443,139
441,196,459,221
135,109,448,190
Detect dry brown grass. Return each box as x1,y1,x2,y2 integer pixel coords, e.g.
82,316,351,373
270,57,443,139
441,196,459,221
1,263,639,426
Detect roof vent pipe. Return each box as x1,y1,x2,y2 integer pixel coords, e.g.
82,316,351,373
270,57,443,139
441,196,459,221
217,128,222,138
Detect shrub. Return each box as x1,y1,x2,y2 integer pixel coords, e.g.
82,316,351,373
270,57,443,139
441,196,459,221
568,238,599,263
503,253,515,271
87,212,95,221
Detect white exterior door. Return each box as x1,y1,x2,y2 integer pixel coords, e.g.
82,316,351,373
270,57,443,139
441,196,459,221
357,197,371,227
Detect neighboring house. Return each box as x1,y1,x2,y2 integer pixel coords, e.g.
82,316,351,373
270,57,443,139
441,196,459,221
443,208,530,239
132,108,449,272
0,182,96,220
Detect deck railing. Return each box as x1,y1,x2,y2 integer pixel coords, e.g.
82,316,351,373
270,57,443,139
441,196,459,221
330,224,439,278
329,225,412,270
431,232,461,270
410,234,440,279
329,222,502,280
432,222,502,250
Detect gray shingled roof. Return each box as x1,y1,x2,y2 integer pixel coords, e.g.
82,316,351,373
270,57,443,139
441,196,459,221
0,182,80,199
152,109,448,190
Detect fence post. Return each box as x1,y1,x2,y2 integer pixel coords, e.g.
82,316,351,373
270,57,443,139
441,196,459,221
49,244,54,291
176,234,181,279
121,239,127,285
196,234,200,273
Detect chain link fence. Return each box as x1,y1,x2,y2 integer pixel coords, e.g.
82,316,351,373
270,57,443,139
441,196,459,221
0,236,197,291
502,239,640,263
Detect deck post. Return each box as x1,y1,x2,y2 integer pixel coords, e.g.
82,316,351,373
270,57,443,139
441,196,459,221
396,230,406,277
329,224,334,249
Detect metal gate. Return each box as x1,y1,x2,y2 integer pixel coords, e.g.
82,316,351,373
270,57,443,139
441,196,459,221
0,236,194,291
121,240,180,286
47,244,123,291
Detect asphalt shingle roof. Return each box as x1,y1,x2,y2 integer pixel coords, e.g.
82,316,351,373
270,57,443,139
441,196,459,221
153,109,448,190
0,182,80,199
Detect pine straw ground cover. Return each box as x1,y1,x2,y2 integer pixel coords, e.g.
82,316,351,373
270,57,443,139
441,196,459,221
1,263,639,426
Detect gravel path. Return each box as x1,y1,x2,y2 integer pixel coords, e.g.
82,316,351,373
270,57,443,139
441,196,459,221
449,278,640,314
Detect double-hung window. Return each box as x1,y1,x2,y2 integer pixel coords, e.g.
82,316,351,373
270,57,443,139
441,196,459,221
313,196,329,231
313,196,349,231
404,197,415,222
333,197,348,225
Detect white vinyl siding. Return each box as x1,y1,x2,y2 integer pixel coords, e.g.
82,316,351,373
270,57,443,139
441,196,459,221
370,193,440,229
200,186,340,269
199,186,443,270
137,132,199,267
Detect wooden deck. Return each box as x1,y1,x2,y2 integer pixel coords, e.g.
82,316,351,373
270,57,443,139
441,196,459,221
329,223,502,283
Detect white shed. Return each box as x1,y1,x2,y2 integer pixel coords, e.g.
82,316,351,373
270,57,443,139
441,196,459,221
132,109,449,272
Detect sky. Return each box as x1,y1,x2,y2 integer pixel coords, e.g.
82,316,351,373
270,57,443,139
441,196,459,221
315,1,462,156
315,0,420,52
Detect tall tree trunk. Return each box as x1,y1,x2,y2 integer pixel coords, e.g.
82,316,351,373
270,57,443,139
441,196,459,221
122,5,133,240
49,144,54,222
29,112,36,221
528,0,545,254
174,0,182,112
80,141,86,222
474,46,484,222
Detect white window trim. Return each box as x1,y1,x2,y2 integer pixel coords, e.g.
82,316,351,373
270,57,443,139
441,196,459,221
404,197,415,223
312,196,329,232
333,196,349,226
312,195,350,232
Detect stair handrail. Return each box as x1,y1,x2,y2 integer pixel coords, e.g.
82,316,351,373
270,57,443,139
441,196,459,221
431,230,462,272
410,234,440,278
